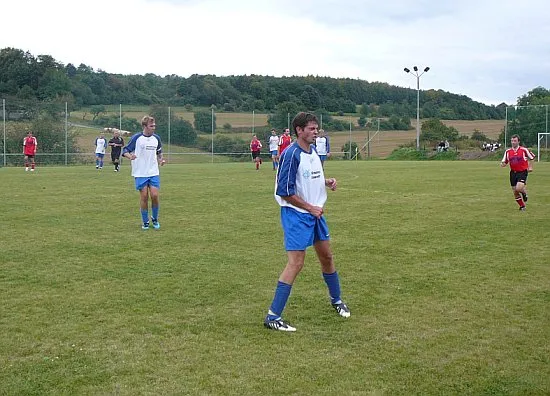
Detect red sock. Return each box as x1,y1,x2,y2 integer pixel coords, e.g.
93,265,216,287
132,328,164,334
515,196,525,207
256,162,259,170
25,162,29,168
31,163,35,169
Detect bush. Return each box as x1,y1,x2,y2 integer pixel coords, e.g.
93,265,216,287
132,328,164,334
471,129,488,142
223,123,232,130
341,142,361,160
428,150,459,160
194,111,216,132
387,147,428,160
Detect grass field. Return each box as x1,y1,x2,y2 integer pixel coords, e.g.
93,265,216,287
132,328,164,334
2,162,549,395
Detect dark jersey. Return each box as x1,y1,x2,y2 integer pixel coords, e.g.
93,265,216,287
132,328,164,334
109,137,124,156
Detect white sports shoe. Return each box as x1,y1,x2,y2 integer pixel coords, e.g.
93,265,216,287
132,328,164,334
332,301,351,318
264,317,296,332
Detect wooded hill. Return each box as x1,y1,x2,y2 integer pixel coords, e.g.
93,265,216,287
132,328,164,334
1,47,506,120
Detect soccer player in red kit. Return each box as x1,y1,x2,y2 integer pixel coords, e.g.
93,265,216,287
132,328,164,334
278,128,292,154
23,131,37,171
250,135,263,170
500,134,534,211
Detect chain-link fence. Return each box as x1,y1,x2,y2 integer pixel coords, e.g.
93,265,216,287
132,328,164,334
1,100,424,167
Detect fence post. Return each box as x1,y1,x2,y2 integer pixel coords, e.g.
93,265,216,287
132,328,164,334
65,101,68,166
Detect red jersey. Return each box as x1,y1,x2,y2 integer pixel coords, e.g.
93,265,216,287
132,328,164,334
278,135,292,153
502,146,534,172
250,140,262,152
23,136,37,156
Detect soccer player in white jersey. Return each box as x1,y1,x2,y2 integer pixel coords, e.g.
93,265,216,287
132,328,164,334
268,128,280,171
94,133,108,169
264,112,350,332
122,116,166,230
315,129,330,167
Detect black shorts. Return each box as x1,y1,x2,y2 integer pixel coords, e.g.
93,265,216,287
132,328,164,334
24,154,35,159
111,151,121,162
252,151,261,159
510,170,528,187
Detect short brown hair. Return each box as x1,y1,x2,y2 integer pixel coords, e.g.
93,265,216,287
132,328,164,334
291,112,318,136
141,115,155,127
511,134,520,141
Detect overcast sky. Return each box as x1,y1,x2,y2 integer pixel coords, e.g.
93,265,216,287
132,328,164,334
2,0,549,105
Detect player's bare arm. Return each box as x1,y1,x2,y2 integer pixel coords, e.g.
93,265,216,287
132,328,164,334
282,195,323,218
325,178,337,191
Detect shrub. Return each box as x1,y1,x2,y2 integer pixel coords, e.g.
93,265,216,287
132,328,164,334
387,147,428,160
341,142,361,160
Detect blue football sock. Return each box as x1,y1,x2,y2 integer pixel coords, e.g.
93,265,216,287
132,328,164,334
152,205,159,221
141,209,149,224
323,271,341,304
100,160,103,167
268,281,292,319
95,159,99,167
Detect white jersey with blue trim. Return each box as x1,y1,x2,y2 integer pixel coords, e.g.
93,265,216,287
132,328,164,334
275,142,327,213
315,136,330,155
95,137,107,154
269,135,280,151
122,133,163,177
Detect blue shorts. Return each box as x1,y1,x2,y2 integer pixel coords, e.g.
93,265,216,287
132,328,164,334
319,155,327,162
95,153,105,158
281,206,330,251
135,175,160,191
270,150,278,157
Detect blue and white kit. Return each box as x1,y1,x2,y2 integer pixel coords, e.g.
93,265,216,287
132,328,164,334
275,142,329,250
122,133,163,177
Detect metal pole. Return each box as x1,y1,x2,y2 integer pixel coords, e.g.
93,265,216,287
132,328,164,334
546,105,548,150
504,106,508,148
211,107,214,163
287,113,290,130
2,99,6,167
119,104,122,131
367,128,370,159
320,113,323,130
168,106,171,163
65,102,68,166
349,116,352,160
2,99,5,167
252,110,255,135
416,76,420,150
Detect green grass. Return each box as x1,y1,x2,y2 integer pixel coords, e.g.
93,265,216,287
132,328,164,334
1,162,549,395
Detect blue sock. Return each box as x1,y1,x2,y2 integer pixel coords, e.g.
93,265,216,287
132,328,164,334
323,271,341,304
268,281,292,319
141,209,149,224
95,159,99,167
152,205,159,221
100,160,103,167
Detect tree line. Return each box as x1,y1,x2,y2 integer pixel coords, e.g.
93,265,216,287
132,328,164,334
1,47,506,120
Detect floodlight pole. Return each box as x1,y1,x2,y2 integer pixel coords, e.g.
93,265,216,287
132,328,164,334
404,66,430,150
3,99,6,167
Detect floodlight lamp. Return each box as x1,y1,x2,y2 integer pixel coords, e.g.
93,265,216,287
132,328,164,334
413,66,418,71
404,67,410,73
424,67,430,72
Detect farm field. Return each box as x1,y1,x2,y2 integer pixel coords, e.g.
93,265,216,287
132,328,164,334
1,161,549,395
68,108,506,160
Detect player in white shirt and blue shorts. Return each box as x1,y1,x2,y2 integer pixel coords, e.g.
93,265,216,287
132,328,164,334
268,128,280,171
314,129,330,167
94,133,108,169
122,116,166,230
264,112,350,332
